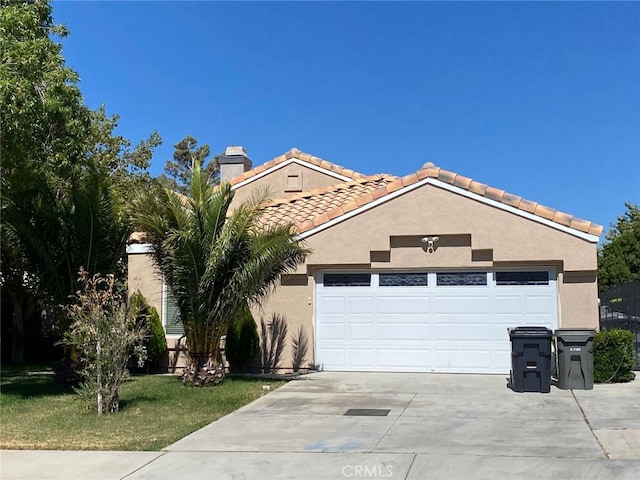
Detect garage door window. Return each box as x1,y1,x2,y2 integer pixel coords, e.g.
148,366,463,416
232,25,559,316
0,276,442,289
496,271,549,286
323,273,371,287
379,273,428,287
436,272,487,286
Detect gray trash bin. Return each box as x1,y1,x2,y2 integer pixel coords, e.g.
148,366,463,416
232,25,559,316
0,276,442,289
555,328,594,390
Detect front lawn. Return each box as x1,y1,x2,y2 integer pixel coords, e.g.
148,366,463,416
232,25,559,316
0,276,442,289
0,365,284,450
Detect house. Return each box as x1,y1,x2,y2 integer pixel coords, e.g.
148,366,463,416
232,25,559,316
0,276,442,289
127,146,602,374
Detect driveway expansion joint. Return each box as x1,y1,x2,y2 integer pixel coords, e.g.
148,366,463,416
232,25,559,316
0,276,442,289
572,389,609,458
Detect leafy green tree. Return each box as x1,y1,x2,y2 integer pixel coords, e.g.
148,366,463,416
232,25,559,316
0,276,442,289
598,202,640,291
132,164,309,383
158,135,219,194
0,0,160,362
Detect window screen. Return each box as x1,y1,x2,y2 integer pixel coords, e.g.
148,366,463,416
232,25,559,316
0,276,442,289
379,273,428,287
436,272,487,286
323,273,371,287
165,290,184,335
496,271,549,286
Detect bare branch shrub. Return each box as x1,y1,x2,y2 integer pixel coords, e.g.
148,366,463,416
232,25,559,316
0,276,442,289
63,270,147,414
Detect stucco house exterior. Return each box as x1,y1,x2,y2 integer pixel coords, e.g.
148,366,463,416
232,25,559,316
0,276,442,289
127,147,602,374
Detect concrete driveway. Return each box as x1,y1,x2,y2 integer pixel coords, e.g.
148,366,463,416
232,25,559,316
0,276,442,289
2,372,639,479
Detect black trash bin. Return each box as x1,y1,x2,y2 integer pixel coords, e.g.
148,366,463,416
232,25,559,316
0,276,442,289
555,329,594,390
509,326,552,393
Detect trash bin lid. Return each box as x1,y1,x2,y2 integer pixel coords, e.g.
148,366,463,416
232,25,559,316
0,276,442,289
508,326,552,338
555,328,595,341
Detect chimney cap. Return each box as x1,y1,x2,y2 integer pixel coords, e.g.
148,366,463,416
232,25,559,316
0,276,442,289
224,145,248,157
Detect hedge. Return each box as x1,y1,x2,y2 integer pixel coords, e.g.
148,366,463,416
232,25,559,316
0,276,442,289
593,329,635,383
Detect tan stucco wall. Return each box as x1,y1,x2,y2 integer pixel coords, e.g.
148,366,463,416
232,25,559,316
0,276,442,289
128,180,600,372
128,253,191,372
304,185,597,272
229,163,347,209
258,183,599,360
128,253,163,315
250,277,316,371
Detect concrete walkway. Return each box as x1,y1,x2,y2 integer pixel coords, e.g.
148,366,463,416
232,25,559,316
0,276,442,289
2,373,639,479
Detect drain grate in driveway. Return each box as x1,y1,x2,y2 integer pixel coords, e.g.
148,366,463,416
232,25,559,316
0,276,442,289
344,408,390,417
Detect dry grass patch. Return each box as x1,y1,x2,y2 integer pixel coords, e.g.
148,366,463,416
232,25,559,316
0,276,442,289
0,365,284,450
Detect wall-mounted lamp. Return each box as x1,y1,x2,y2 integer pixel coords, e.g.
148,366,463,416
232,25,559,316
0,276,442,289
421,236,440,253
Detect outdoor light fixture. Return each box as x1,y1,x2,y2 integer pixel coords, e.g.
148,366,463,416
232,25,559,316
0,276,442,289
421,236,440,253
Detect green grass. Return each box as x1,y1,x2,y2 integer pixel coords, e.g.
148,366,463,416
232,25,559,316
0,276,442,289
0,365,284,451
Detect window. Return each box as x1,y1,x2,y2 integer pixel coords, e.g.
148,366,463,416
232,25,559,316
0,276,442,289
165,290,184,335
436,272,487,286
323,273,371,287
379,273,428,287
496,271,549,286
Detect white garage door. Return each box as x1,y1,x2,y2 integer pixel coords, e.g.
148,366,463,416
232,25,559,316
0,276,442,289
316,270,557,373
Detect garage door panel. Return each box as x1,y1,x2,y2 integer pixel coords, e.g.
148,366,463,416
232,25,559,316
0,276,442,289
433,322,492,341
349,296,375,315
317,270,557,374
349,323,373,340
377,323,430,340
434,347,493,371
377,348,430,369
377,296,430,314
349,349,374,367
318,348,346,368
318,296,346,315
493,296,523,314
524,295,555,314
494,349,512,371
318,323,345,341
433,296,491,314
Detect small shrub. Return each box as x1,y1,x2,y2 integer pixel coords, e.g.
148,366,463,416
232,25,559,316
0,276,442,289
291,326,309,372
593,329,635,383
63,270,148,414
130,291,167,372
260,313,288,373
225,304,260,372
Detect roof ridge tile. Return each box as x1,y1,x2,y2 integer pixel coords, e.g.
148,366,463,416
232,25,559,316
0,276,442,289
255,152,603,238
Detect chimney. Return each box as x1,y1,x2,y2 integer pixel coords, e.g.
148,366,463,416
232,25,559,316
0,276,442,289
219,146,252,183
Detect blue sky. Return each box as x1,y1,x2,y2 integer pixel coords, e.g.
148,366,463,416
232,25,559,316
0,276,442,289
53,1,639,234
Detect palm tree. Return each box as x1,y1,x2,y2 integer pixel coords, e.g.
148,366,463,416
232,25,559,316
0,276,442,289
1,169,131,361
132,164,309,381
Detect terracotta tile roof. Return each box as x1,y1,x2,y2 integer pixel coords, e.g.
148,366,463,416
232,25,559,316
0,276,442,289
268,162,602,237
130,153,602,242
259,175,398,230
228,148,367,185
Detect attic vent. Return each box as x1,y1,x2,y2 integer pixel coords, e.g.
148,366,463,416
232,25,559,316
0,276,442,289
285,172,303,192
344,409,390,417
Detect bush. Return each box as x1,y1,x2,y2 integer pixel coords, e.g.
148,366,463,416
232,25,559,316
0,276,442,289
593,329,635,383
225,304,259,372
130,291,167,372
64,271,147,414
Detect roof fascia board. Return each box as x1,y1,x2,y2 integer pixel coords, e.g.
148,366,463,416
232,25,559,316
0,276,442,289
126,243,153,254
298,178,600,243
231,158,353,190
